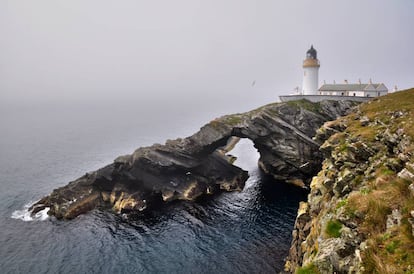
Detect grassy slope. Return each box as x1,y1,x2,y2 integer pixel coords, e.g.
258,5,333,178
340,89,414,273
295,88,414,274
348,89,414,273
348,88,414,141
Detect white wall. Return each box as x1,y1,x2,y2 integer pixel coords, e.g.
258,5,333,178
302,67,319,95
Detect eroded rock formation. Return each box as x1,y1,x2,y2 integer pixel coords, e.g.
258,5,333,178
30,100,355,219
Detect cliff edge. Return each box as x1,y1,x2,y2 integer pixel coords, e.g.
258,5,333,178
30,100,355,219
286,89,414,273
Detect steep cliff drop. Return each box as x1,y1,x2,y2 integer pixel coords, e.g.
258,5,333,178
286,89,414,273
30,100,355,220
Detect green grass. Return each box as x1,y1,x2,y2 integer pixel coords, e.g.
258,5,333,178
360,187,372,195
224,115,243,125
336,199,348,209
385,240,400,254
346,176,414,272
286,99,323,114
337,141,348,152
296,263,320,274
325,219,342,238
381,168,395,176
360,88,414,138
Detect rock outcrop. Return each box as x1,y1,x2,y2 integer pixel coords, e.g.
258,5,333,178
286,89,414,273
30,100,355,219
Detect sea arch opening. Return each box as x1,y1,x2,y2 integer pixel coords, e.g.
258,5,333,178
222,137,260,174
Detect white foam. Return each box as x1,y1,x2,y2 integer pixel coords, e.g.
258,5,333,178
11,202,49,222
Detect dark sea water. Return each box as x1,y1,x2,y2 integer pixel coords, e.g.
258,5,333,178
0,104,306,273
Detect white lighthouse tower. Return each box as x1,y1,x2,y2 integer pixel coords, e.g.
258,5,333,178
302,45,320,95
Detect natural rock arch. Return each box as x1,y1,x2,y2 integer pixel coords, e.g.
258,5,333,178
31,100,356,219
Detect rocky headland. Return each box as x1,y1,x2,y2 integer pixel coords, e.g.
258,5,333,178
286,89,414,273
28,88,414,272
30,99,355,219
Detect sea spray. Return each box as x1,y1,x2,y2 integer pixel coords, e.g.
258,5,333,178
11,202,49,221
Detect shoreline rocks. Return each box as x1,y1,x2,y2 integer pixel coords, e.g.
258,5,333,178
30,99,356,220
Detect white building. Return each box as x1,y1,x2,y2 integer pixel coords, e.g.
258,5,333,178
319,81,388,97
302,45,320,95
279,46,389,102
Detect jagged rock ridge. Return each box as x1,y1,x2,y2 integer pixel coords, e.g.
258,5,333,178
30,100,356,219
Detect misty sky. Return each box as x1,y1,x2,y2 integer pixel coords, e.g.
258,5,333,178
1,0,413,112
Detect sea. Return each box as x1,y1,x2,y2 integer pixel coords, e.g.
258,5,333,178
0,102,307,273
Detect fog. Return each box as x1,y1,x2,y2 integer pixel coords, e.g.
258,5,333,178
1,0,413,117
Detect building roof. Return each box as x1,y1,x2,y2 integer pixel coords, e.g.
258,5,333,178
319,83,387,91
306,45,317,59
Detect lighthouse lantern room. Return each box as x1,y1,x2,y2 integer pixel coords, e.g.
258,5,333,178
302,45,320,95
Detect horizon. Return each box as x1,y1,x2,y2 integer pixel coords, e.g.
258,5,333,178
1,0,413,114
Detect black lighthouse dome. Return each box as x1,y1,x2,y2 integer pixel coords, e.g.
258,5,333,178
306,45,317,59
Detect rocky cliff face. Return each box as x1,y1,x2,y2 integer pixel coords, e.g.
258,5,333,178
286,89,414,273
30,100,355,219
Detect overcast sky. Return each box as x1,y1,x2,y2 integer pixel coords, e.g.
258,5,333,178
1,0,413,112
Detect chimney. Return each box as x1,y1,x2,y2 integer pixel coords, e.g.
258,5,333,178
323,80,326,84
334,80,336,84
344,79,348,84
394,85,398,92
369,78,372,84
358,79,361,84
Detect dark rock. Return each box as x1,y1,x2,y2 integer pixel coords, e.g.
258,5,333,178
30,100,355,219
